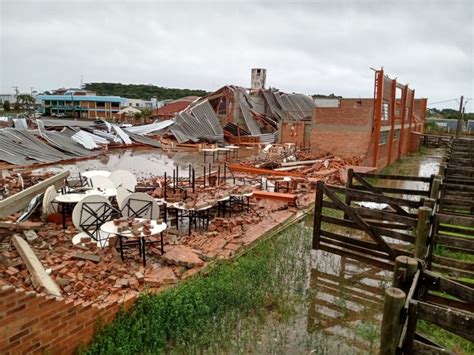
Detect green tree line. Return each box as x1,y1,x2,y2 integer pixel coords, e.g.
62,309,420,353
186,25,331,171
427,108,474,121
84,82,208,100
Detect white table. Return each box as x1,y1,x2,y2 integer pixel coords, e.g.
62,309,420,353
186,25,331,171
82,170,111,179
85,188,117,198
230,192,253,213
101,218,167,266
169,202,214,236
54,193,86,229
202,148,218,163
216,195,231,217
216,147,231,161
225,145,239,158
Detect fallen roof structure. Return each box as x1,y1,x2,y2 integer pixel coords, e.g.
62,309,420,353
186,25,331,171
124,120,174,136
171,100,224,143
0,129,76,165
37,120,97,157
169,84,315,145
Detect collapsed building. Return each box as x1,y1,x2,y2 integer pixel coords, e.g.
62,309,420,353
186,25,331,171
158,68,426,170
160,68,317,145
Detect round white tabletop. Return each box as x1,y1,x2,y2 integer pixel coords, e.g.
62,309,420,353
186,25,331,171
54,193,85,204
85,188,117,198
101,219,167,237
231,192,254,198
217,195,230,202
82,170,111,179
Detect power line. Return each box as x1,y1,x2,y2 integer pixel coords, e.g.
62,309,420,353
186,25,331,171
427,98,459,106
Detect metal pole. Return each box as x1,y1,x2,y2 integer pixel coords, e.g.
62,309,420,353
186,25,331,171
456,95,464,137
203,165,206,187
192,168,195,192
172,169,176,193
164,172,167,199
176,166,179,190
188,164,191,187
223,162,227,183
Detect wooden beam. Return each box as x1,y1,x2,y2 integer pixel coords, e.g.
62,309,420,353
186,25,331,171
252,190,296,204
12,235,61,297
417,301,474,342
0,171,69,218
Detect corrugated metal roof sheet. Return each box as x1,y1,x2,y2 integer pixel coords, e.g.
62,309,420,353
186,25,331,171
125,120,174,135
38,119,105,129
37,121,96,156
171,100,224,143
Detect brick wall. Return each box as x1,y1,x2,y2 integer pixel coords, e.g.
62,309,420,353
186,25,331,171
311,99,374,163
311,96,424,169
0,285,137,354
279,121,307,148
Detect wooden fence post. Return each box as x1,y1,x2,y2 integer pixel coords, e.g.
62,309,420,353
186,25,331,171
380,287,406,355
344,168,354,219
415,206,432,259
312,180,324,249
438,163,446,179
429,177,441,202
393,256,418,291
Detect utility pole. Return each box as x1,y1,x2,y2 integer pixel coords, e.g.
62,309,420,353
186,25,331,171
455,95,464,137
11,86,19,111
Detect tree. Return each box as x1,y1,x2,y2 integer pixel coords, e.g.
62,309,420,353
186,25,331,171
141,108,153,117
2,100,10,111
16,94,35,111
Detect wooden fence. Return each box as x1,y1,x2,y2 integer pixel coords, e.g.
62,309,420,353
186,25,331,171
312,170,433,271
311,139,474,354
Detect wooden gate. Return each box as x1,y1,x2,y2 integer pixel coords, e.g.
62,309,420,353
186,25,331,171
312,180,426,270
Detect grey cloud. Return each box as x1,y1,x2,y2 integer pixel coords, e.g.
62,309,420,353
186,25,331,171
0,0,472,111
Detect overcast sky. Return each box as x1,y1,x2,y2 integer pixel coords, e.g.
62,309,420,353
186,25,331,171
1,0,473,111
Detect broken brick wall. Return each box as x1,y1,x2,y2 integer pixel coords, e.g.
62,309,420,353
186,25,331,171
279,121,308,149
0,285,136,354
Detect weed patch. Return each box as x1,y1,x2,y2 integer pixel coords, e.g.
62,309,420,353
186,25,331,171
84,224,311,354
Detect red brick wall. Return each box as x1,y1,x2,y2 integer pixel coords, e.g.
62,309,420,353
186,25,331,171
280,121,306,148
311,99,374,163
0,285,136,354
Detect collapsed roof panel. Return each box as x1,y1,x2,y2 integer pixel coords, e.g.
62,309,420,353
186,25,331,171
38,119,105,129
0,128,72,164
37,121,97,157
125,120,174,136
171,100,224,143
237,87,262,136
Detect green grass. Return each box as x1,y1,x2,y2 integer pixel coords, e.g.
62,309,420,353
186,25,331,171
83,224,312,354
434,245,474,262
418,320,474,355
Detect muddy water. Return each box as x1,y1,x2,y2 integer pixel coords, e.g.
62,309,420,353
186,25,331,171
205,148,443,354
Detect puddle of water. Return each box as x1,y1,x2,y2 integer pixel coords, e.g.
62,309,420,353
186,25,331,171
32,148,206,178
379,147,444,192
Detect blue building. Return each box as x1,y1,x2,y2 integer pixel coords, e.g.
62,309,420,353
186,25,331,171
38,89,126,119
